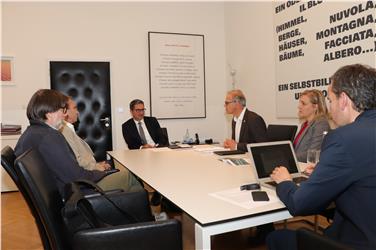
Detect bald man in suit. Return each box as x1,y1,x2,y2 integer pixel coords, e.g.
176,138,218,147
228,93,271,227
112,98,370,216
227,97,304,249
223,89,268,151
223,89,272,245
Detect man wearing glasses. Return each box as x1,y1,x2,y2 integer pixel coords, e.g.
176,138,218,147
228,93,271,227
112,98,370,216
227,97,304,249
122,99,168,149
122,99,169,207
223,89,271,245
15,89,108,196
223,89,267,152
60,97,142,192
267,64,376,250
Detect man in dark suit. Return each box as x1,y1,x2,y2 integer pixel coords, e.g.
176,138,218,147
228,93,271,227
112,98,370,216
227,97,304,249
224,89,271,245
122,99,168,206
223,89,267,151
267,64,376,250
122,99,168,149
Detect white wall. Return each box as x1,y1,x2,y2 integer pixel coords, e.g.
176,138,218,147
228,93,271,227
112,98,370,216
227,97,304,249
1,1,305,152
1,2,228,149
224,2,299,127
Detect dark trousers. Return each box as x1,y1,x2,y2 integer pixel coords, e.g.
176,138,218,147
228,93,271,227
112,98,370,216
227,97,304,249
266,229,297,250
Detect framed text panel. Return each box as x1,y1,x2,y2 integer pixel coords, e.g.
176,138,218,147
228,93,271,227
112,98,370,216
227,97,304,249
148,32,206,119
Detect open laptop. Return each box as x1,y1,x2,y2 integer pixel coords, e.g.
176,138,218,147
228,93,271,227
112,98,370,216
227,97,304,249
247,141,308,189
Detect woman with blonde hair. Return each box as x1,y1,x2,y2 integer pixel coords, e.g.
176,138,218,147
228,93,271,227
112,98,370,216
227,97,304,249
293,89,330,162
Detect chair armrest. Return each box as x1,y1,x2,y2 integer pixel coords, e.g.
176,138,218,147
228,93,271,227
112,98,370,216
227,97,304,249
83,189,123,198
73,219,182,250
86,189,154,225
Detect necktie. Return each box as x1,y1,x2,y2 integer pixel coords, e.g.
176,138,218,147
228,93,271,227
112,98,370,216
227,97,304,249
138,122,147,145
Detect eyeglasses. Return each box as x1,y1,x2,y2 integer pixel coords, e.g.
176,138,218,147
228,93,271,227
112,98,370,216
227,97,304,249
224,100,236,105
134,108,146,113
60,107,67,114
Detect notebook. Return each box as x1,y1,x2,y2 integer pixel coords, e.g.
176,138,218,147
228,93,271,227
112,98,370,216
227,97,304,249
247,141,307,189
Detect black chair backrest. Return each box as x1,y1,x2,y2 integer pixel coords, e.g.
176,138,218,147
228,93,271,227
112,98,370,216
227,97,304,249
160,127,170,146
15,148,68,250
1,146,18,183
1,146,52,250
297,228,353,250
267,124,298,142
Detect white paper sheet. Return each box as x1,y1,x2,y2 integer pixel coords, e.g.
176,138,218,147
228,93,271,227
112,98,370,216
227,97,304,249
192,144,226,153
209,187,281,210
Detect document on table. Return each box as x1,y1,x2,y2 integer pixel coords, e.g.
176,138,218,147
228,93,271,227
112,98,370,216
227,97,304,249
150,147,172,152
209,187,280,209
219,157,250,166
149,144,192,152
192,145,226,153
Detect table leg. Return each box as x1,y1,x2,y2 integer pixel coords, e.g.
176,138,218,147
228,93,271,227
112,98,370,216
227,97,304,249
195,223,211,250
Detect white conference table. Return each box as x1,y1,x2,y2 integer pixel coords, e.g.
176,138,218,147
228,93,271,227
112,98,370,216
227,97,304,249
108,147,291,250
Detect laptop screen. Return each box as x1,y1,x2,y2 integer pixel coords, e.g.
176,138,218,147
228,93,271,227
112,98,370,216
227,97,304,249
249,142,299,179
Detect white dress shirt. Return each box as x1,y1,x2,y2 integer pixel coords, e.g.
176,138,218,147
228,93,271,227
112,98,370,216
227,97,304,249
233,107,246,143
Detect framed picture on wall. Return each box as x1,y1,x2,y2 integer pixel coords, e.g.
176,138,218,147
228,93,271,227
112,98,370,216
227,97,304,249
1,56,15,85
148,32,206,119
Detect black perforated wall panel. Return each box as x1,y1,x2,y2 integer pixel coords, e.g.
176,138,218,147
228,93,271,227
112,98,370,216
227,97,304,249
50,61,112,161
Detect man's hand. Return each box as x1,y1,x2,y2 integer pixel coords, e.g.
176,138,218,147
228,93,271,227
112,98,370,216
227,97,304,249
270,166,292,184
141,144,153,149
302,164,316,176
223,139,237,150
96,161,112,171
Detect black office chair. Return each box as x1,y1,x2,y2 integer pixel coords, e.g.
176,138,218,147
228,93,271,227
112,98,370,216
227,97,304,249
1,146,51,250
296,228,353,250
160,127,170,146
1,146,17,182
267,124,298,142
14,148,182,250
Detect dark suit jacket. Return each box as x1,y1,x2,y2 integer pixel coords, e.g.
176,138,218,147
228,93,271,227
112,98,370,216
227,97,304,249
231,109,267,151
122,116,168,150
276,110,376,250
15,120,106,196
